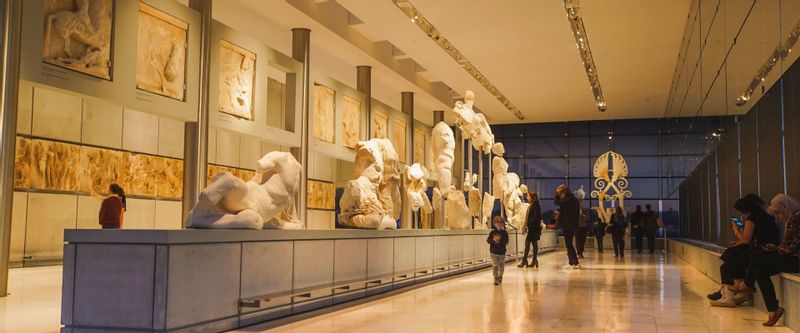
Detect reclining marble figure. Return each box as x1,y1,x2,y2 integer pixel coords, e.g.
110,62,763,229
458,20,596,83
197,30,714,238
451,90,494,154
338,138,401,229
186,152,303,229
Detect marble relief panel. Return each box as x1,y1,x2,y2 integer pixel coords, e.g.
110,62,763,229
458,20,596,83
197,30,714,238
219,39,255,120
136,3,188,101
413,127,426,165
43,0,114,80
78,146,127,194
14,137,80,191
15,137,184,199
391,118,407,164
341,95,360,148
372,111,387,139
307,180,335,210
207,164,256,184
313,84,335,143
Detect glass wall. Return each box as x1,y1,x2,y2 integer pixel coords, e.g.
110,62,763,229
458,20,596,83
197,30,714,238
673,0,800,247
488,116,730,237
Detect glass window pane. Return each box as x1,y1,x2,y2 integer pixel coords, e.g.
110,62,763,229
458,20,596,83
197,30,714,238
568,158,592,177
614,135,660,156
524,158,566,178
525,123,567,137
524,137,568,157
568,136,590,157
613,119,661,135
626,156,660,177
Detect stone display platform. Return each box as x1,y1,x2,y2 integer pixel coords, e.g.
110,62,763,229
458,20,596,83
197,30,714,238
61,228,558,332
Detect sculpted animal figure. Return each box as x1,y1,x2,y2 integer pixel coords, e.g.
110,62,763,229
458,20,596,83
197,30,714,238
338,139,401,229
186,152,303,229
44,0,106,66
451,90,494,154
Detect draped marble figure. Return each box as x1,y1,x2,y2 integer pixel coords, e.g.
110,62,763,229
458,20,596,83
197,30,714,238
186,152,303,229
405,163,433,215
431,121,455,197
338,138,401,229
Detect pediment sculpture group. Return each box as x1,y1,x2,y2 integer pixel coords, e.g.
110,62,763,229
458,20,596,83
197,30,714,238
185,90,633,230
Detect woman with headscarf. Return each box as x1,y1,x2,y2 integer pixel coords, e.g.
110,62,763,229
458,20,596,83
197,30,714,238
730,194,800,326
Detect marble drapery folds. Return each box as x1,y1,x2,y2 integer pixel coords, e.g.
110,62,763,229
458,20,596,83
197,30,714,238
338,138,401,229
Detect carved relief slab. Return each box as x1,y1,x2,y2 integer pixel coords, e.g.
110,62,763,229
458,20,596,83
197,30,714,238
78,146,127,193
43,0,114,79
307,179,335,210
341,95,360,148
313,84,335,143
14,137,79,191
136,3,187,101
390,118,407,163
219,39,255,120
207,165,255,185
413,127,426,164
15,137,184,199
372,110,387,139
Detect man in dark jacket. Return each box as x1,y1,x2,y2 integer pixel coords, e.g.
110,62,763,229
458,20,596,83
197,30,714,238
644,204,659,254
554,185,581,268
630,205,646,253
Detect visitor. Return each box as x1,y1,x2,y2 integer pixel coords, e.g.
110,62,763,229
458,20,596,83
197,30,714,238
554,185,581,269
644,204,659,254
709,194,779,307
487,216,509,285
595,217,607,254
630,205,645,253
95,183,126,229
576,206,589,259
730,193,800,326
518,192,543,268
610,206,627,258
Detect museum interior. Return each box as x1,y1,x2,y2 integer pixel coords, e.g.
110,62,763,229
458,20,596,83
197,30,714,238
0,0,800,332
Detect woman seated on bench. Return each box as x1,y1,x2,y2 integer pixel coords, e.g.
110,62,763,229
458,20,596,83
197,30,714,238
731,193,800,326
709,194,779,307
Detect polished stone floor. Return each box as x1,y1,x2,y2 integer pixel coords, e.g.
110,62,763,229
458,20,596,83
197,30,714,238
0,251,792,333
236,251,792,333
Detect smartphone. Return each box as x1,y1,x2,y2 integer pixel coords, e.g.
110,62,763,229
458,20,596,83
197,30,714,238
730,216,744,228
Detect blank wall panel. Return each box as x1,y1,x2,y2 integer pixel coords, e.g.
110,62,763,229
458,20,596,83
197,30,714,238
123,109,159,154
82,98,123,148
158,117,185,159
25,193,77,261
32,86,82,142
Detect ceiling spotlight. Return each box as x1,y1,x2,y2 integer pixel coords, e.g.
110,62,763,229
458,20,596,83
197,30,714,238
736,18,800,107
393,0,525,120
563,0,606,113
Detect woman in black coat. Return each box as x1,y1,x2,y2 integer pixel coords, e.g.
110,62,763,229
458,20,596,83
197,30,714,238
555,185,581,268
610,207,628,258
518,192,543,268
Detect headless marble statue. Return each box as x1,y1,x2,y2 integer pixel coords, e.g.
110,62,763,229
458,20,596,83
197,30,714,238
431,121,455,197
406,163,433,214
338,139,401,229
186,152,303,229
451,90,494,154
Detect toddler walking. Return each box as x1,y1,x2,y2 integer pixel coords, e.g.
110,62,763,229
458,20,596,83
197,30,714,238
487,216,509,285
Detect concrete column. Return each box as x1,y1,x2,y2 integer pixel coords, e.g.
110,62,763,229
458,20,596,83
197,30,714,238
356,66,371,137
400,92,413,229
432,111,444,229
183,0,212,223
0,0,22,297
453,127,464,188
291,28,311,226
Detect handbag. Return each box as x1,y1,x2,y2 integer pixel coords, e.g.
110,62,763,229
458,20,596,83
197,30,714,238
720,243,749,262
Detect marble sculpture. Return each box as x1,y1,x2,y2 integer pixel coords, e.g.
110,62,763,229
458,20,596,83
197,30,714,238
405,163,433,214
431,121,455,197
591,151,633,223
219,39,255,120
491,142,528,229
43,0,113,79
372,111,388,139
136,3,187,100
186,152,303,229
391,118,407,163
451,90,494,153
338,138,401,229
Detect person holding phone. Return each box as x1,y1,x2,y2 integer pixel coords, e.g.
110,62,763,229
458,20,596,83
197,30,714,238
710,194,779,307
730,193,800,326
